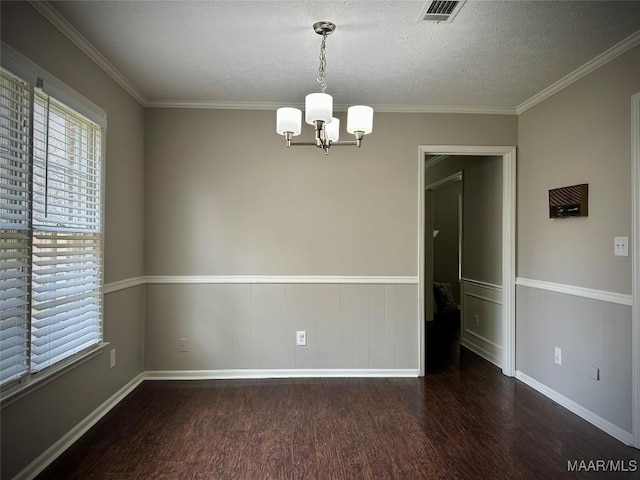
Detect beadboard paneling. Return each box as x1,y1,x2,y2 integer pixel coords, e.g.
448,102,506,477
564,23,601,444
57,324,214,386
460,279,503,367
516,284,633,433
144,283,419,371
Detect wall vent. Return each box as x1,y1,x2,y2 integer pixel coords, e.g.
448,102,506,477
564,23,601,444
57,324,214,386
417,0,467,23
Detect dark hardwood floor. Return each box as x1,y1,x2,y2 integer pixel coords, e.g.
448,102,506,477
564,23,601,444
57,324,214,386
38,323,639,479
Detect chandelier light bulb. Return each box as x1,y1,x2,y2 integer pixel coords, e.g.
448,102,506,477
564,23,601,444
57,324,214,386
276,107,302,135
346,105,374,135
305,93,333,125
326,117,340,143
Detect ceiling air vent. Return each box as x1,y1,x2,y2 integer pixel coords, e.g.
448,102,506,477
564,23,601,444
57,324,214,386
417,0,466,23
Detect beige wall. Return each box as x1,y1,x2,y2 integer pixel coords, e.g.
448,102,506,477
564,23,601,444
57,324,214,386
144,109,516,276
516,45,639,432
143,109,516,372
0,3,145,479
518,46,638,294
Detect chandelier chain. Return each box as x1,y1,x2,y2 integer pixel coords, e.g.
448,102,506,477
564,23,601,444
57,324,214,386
317,33,327,93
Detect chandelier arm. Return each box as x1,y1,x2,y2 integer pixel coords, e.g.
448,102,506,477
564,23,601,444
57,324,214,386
314,120,326,148
287,142,322,147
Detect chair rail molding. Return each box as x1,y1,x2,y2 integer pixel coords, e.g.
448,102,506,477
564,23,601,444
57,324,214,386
103,275,419,295
516,277,632,307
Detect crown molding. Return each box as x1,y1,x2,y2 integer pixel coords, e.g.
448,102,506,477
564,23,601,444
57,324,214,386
146,99,517,115
370,104,516,115
516,29,640,115
146,100,291,110
29,0,148,106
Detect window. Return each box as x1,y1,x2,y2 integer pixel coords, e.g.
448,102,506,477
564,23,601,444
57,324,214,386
0,63,104,388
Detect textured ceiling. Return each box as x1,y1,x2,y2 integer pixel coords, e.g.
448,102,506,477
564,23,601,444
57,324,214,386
49,0,640,109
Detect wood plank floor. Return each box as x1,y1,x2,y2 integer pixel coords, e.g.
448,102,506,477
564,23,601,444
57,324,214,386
38,326,639,479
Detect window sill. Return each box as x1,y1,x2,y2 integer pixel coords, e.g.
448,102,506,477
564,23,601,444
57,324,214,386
0,342,110,409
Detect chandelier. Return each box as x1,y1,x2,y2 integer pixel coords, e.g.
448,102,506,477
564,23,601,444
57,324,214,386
276,21,374,155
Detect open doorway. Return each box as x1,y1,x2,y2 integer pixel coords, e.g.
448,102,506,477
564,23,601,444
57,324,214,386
417,146,516,377
425,172,462,372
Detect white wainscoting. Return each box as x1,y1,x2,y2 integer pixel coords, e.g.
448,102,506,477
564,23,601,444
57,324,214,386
460,278,503,367
516,279,634,444
105,275,421,373
144,281,420,372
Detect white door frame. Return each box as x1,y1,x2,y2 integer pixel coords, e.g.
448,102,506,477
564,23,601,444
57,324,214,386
631,92,639,448
418,146,517,377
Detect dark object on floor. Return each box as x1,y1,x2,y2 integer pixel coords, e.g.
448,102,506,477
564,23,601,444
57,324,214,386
433,281,458,316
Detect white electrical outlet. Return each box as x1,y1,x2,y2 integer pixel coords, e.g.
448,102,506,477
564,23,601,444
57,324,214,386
554,347,562,365
614,236,629,256
296,330,307,346
588,365,600,381
474,314,479,327
179,338,188,352
110,349,116,368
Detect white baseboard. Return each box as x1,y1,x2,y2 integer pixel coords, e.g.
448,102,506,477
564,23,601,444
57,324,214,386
515,370,633,446
144,275,418,285
144,368,420,380
13,373,144,480
461,339,502,368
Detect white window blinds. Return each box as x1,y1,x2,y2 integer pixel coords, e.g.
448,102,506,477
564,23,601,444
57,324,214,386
31,90,103,372
0,69,32,385
0,64,104,386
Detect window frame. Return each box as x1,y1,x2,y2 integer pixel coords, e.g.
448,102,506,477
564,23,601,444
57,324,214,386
0,43,108,404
